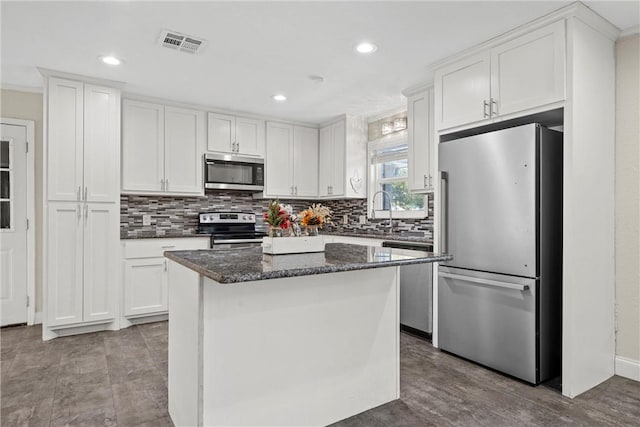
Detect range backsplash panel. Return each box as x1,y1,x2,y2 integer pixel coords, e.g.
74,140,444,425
121,191,433,242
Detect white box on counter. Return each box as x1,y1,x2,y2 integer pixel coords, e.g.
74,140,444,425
262,236,325,255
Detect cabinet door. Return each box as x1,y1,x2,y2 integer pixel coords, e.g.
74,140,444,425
265,122,293,197
491,21,565,117
83,84,120,202
330,121,346,196
124,258,168,317
83,203,117,323
292,126,318,197
408,90,433,192
434,52,491,130
47,78,84,201
165,107,205,195
207,113,235,153
318,125,333,197
236,117,265,157
122,100,165,192
47,202,83,327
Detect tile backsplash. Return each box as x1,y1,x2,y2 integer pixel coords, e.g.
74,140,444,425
121,191,433,242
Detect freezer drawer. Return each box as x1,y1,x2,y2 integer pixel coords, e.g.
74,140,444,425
438,266,539,383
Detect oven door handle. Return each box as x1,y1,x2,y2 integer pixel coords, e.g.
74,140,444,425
212,238,264,244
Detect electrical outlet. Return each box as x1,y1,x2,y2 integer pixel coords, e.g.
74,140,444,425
156,229,165,236
142,214,152,226
342,214,349,225
359,215,367,224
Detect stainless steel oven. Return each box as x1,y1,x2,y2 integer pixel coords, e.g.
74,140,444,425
204,153,264,191
197,211,266,250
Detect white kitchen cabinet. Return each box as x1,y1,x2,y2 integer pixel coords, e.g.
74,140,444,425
318,117,367,199
265,123,317,198
407,87,435,192
434,20,565,130
122,238,209,318
207,113,264,157
164,106,205,194
122,100,204,195
46,202,117,328
47,78,119,202
122,100,164,193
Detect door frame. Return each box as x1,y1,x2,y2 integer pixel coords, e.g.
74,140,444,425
1,117,36,325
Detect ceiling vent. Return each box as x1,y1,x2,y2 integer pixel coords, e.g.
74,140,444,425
159,30,206,54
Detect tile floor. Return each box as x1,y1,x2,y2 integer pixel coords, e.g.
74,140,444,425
1,322,639,426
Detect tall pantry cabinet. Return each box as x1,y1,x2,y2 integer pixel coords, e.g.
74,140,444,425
43,75,121,340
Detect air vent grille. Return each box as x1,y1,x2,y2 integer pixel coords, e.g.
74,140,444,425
160,30,206,54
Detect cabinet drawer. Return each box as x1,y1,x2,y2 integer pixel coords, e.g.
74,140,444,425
122,238,209,259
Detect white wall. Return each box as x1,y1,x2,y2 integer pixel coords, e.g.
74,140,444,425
0,89,44,314
614,33,640,377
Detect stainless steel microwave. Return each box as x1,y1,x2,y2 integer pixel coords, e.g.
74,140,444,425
204,153,264,191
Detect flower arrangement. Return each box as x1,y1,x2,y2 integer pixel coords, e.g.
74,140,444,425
263,200,291,235
299,203,332,229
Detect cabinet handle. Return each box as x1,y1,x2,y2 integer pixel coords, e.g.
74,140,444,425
84,204,88,222
483,100,489,118
236,141,240,152
77,204,81,221
77,186,81,201
164,260,167,272
295,186,298,195
166,179,169,191
84,186,87,201
424,175,428,188
160,179,165,191
490,98,498,117
429,175,433,188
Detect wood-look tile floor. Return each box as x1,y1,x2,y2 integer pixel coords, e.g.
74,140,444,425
1,322,639,427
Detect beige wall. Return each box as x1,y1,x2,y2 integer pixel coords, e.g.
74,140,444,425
615,34,640,362
1,89,44,313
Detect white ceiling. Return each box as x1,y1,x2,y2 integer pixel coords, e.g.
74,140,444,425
2,1,638,124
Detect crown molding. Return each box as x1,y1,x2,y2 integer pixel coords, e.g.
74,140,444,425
38,67,126,89
619,25,640,38
1,84,43,94
401,82,434,98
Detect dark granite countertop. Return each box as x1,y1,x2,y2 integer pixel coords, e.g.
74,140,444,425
164,243,451,284
121,233,209,240
321,231,433,245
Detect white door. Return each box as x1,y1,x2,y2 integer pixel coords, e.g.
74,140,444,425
434,52,491,130
83,203,116,322
47,201,83,327
292,126,318,197
318,125,333,197
207,113,235,153
124,258,168,317
408,90,432,191
47,77,84,201
165,107,205,194
83,84,120,202
491,20,565,117
122,100,165,192
1,124,28,326
265,122,293,197
331,121,346,196
236,117,264,157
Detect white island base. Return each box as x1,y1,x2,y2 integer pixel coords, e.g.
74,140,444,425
167,261,400,427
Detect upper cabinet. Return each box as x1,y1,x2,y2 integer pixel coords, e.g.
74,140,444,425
122,100,205,195
318,116,367,199
435,21,565,131
208,113,265,157
407,87,435,192
264,123,318,198
47,78,120,202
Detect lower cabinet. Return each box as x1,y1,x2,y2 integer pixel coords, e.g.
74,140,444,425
122,238,209,318
46,201,118,328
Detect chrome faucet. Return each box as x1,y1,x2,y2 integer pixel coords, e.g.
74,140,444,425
371,190,393,232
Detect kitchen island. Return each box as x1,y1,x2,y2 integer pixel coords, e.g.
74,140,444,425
165,243,451,427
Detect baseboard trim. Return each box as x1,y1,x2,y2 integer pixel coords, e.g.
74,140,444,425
615,356,640,382
34,311,43,325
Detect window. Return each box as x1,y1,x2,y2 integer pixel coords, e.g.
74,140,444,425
0,139,12,230
368,135,427,219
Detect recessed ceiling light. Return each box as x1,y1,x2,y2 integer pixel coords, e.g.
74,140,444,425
272,94,287,101
100,55,121,66
355,42,377,54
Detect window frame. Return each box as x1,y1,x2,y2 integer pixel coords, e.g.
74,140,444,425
367,132,428,220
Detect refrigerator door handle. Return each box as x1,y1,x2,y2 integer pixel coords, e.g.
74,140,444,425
440,171,448,253
439,272,529,291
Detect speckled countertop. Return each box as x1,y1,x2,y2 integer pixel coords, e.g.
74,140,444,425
164,243,451,284
321,231,433,245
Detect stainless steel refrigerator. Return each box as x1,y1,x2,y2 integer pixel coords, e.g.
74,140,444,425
438,123,562,384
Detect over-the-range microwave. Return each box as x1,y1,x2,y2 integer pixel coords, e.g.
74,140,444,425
204,153,264,191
